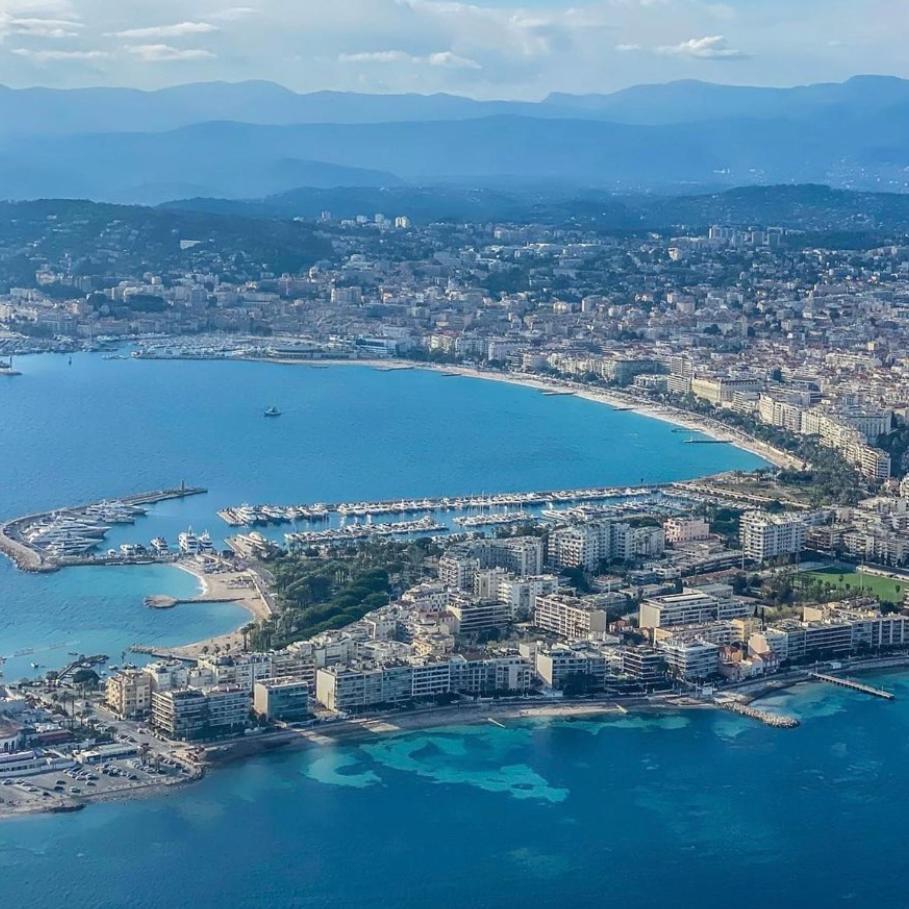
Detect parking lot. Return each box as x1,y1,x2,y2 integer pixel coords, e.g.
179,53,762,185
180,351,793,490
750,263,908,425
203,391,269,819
0,754,195,816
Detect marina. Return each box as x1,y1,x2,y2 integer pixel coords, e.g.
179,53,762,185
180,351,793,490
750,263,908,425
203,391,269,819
216,484,668,527
284,516,446,548
0,486,206,572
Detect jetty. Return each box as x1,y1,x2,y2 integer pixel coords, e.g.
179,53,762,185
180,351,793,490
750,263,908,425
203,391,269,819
810,672,895,700
718,700,800,728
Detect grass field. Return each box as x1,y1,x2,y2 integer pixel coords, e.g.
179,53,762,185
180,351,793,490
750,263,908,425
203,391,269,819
806,569,908,605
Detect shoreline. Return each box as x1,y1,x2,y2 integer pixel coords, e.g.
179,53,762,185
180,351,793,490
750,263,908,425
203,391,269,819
267,357,799,471
143,560,273,660
5,658,907,821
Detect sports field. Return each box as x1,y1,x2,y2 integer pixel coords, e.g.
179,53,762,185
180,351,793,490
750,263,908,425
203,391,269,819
806,569,908,605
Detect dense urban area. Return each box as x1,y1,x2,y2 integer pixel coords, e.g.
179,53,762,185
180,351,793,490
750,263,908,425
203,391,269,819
4,186,909,815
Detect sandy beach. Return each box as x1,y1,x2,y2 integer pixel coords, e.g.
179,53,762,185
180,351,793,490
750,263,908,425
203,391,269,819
147,560,273,659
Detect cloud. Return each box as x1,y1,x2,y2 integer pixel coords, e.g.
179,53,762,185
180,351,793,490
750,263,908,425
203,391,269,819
7,17,82,38
657,34,748,60
615,43,642,52
126,44,216,62
339,48,480,69
11,46,107,60
209,7,258,21
114,21,219,40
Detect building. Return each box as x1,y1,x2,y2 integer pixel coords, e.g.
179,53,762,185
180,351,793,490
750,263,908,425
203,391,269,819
658,638,720,680
534,644,607,689
533,593,609,640
547,522,608,571
106,669,153,719
482,536,545,576
497,574,560,619
151,687,249,740
449,654,533,695
639,588,750,629
664,517,710,544
253,677,310,722
621,648,667,685
446,593,509,635
739,511,807,562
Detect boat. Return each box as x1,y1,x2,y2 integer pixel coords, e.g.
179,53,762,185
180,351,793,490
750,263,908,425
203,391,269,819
264,405,281,417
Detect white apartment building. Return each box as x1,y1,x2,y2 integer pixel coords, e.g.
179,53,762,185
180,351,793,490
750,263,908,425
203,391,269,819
740,510,807,562
497,574,560,619
664,517,711,544
533,593,609,639
639,587,750,629
534,644,608,689
658,638,720,680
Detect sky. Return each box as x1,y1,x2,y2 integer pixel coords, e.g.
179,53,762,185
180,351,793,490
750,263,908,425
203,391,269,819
0,0,907,98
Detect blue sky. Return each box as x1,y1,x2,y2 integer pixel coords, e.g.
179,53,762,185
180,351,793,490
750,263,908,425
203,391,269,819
0,0,905,97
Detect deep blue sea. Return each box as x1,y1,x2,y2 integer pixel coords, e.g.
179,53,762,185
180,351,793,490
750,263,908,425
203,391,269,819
0,353,763,679
2,672,909,909
9,353,894,909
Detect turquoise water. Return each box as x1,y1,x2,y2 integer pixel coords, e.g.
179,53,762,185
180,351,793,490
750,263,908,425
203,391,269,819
0,354,763,676
2,354,907,907
0,562,247,682
3,673,909,908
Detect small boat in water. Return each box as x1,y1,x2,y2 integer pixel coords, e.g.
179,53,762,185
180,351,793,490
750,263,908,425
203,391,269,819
264,405,281,417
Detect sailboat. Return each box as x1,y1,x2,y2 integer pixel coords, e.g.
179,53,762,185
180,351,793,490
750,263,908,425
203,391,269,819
264,405,281,417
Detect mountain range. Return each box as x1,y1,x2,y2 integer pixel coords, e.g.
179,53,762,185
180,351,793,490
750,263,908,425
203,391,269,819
0,75,908,203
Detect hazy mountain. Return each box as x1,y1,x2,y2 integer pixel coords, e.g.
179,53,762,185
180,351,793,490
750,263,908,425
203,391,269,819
544,75,909,125
0,81,565,138
0,76,907,202
0,75,907,139
3,108,908,204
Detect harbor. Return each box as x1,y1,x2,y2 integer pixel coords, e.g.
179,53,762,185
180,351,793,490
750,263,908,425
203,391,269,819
216,484,674,528
0,485,206,572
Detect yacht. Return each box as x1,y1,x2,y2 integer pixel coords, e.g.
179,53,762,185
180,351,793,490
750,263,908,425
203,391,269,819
178,530,201,555
264,405,281,417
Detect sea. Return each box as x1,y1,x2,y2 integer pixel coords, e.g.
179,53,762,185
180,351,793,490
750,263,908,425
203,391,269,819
6,354,903,908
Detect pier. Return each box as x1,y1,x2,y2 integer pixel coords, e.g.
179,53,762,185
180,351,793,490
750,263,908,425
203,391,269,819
810,672,895,700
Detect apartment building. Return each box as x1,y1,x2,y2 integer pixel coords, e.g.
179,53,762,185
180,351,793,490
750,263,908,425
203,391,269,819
639,588,750,629
151,686,249,740
534,644,608,689
533,593,609,640
658,638,720,680
739,511,807,562
106,670,153,719
253,677,311,721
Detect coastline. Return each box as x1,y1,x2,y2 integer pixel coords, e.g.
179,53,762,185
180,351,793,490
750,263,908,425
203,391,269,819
269,357,799,471
3,656,907,821
148,560,273,660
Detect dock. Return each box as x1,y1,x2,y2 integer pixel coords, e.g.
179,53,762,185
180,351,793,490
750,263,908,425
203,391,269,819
810,672,895,700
